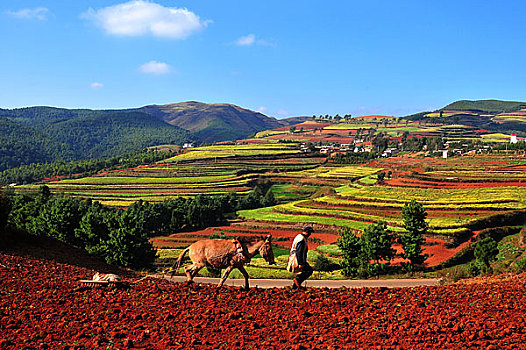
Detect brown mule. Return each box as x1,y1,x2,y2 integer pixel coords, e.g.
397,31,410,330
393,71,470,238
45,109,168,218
171,235,275,289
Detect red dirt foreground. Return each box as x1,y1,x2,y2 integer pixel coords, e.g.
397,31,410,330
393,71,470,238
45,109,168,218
2,254,526,349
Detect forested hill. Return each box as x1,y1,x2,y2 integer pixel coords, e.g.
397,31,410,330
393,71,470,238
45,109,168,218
0,101,308,172
441,100,526,114
404,99,526,136
0,107,190,172
138,102,287,143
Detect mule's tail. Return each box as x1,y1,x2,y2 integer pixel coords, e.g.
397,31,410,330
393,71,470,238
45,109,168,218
170,247,190,278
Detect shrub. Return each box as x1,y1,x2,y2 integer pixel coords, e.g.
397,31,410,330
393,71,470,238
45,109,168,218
474,237,499,269
313,253,334,272
0,188,10,233
205,266,222,278
515,254,526,272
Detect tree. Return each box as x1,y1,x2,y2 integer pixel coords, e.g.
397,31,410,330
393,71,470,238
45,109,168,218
0,188,11,236
289,126,296,133
337,227,362,277
262,188,277,207
377,171,386,183
75,203,113,257
474,237,498,269
400,200,428,268
360,221,396,276
102,209,157,269
28,197,86,246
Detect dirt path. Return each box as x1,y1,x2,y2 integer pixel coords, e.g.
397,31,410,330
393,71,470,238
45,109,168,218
162,275,442,289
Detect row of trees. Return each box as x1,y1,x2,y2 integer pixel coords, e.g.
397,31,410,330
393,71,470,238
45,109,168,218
2,182,276,268
338,200,428,277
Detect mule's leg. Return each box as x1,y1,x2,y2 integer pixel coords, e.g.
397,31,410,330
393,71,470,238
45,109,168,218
185,262,206,283
184,265,194,283
237,265,250,290
218,266,234,288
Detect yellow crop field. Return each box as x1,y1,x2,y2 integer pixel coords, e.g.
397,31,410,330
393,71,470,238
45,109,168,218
285,165,380,179
481,133,511,142
336,184,526,206
165,143,301,161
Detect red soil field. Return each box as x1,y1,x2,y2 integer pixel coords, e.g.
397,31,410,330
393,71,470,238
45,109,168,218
155,226,470,267
385,177,526,189
157,226,340,249
2,253,526,349
274,121,333,131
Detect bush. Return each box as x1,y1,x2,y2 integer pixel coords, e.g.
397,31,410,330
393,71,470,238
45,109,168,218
205,266,222,278
8,188,157,269
515,254,526,272
439,265,471,283
474,237,499,268
467,261,483,276
313,254,334,272
0,188,10,233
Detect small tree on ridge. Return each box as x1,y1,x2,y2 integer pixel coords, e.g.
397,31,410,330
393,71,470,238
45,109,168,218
400,200,428,269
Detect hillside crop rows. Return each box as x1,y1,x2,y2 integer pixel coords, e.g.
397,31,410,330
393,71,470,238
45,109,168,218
165,143,302,161
14,144,325,206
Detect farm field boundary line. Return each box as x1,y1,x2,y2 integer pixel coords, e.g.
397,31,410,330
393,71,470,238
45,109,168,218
162,275,442,288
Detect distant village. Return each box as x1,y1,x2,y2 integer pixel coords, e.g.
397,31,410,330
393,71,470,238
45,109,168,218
300,133,525,160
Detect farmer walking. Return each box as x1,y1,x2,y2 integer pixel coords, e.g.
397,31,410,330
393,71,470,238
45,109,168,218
287,225,314,289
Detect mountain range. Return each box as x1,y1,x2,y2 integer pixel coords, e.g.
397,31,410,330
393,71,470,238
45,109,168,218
0,102,300,171
1,99,525,172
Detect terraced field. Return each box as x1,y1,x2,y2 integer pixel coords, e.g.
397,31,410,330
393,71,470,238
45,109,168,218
14,143,326,206
165,143,301,161
237,152,526,267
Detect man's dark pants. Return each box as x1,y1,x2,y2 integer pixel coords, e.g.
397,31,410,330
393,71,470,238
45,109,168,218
296,263,313,284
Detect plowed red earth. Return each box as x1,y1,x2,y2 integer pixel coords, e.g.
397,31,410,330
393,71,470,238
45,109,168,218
155,226,340,249
2,253,526,349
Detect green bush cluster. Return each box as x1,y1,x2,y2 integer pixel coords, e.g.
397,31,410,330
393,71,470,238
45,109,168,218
5,181,278,268
337,222,396,277
8,186,156,268
338,200,429,277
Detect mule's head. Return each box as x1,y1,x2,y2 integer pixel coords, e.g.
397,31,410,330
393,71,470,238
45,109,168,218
259,235,275,265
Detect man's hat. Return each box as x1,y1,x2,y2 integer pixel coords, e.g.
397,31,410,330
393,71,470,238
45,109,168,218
302,225,314,233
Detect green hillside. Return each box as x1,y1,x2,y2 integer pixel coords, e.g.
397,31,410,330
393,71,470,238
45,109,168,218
442,100,525,114
404,99,526,136
0,108,190,172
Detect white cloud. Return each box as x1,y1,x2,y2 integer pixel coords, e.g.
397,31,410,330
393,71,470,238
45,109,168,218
82,0,209,39
139,61,173,75
257,106,268,113
276,109,290,117
236,34,255,46
90,82,104,89
6,7,49,20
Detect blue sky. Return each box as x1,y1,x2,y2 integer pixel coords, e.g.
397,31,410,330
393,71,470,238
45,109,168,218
1,1,525,118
